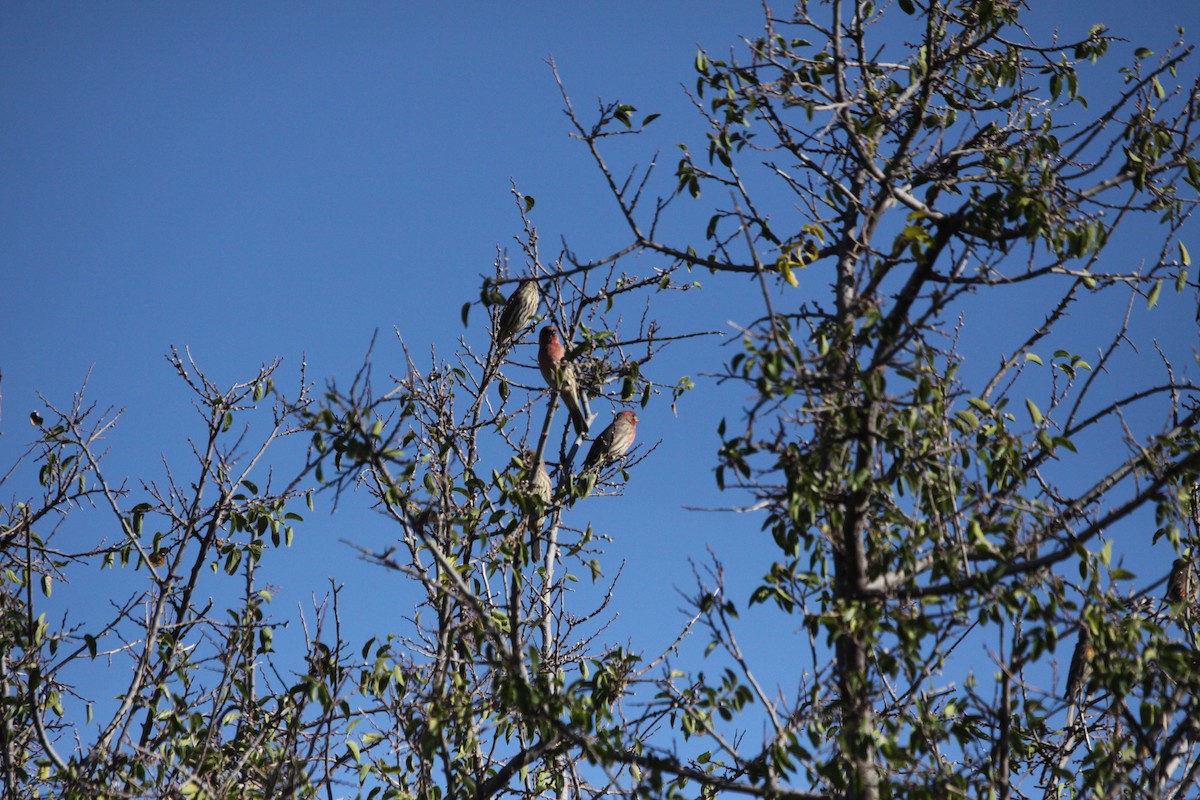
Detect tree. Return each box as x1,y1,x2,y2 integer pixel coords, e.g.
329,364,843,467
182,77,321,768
1,353,330,796
2,2,1199,799
563,2,1200,798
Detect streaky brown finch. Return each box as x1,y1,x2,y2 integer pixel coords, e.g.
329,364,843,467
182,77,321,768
538,325,590,435
582,410,638,472
523,450,553,529
495,279,539,349
1064,628,1093,702
1167,557,1196,606
520,449,553,561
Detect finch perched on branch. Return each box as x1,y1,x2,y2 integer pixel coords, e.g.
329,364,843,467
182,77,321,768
494,279,539,350
1064,628,1093,702
582,410,638,472
538,326,590,435
520,449,553,561
1167,557,1196,607
523,451,553,528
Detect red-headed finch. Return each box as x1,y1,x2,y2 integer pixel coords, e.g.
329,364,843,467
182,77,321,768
495,279,539,349
582,410,638,472
1167,557,1196,606
538,325,590,435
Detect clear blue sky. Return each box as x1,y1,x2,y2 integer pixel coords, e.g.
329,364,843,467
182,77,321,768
1,0,1198,751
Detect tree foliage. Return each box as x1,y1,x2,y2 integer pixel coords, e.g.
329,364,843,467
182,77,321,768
2,2,1199,799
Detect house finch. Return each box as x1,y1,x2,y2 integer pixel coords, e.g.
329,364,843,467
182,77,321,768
582,410,638,472
1063,628,1093,702
494,279,540,349
538,326,590,435
1167,558,1196,606
522,451,553,526
520,449,553,561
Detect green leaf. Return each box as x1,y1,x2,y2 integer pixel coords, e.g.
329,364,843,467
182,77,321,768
1146,279,1163,309
1025,398,1043,425
523,194,536,213
967,397,993,414
779,260,799,288
1179,241,1191,266
1025,353,1043,366
41,574,52,597
695,50,709,74
1053,436,1078,453
222,411,234,433
461,302,471,327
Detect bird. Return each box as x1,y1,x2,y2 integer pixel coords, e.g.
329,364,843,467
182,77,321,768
522,450,553,528
1166,557,1196,607
1064,627,1093,702
538,326,590,435
582,410,638,472
29,411,43,427
520,450,553,561
494,279,539,350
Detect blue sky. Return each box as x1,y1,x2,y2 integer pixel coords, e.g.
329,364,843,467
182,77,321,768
0,0,779,720
2,0,1199,767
